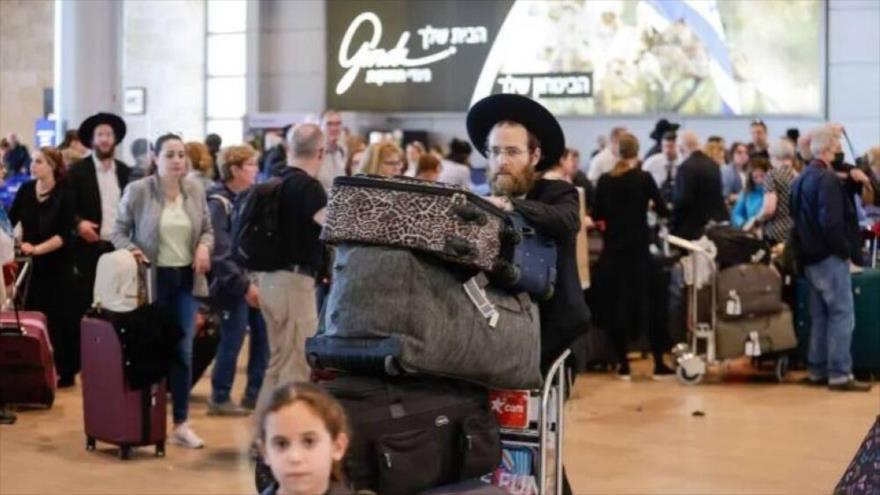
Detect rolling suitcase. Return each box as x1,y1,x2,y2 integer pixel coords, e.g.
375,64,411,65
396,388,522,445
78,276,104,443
835,415,880,495
715,307,798,360
716,263,784,320
0,311,55,407
794,270,880,372
0,258,55,407
321,175,514,273
190,305,220,389
82,258,166,459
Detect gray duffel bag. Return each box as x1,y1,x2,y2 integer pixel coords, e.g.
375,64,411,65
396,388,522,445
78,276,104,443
309,244,542,390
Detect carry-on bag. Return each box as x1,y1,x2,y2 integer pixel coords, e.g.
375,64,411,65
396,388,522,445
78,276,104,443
82,259,167,459
0,258,55,407
255,375,501,495
705,224,770,268
715,307,797,360
493,211,557,300
305,244,542,390
321,175,514,273
716,263,784,320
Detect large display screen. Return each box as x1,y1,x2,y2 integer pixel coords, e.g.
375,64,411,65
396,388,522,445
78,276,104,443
326,0,824,116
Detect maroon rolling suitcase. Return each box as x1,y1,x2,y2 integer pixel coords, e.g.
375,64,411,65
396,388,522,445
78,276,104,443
82,256,166,459
0,311,56,407
0,258,56,408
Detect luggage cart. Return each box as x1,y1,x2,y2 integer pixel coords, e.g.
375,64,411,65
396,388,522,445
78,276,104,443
493,349,569,495
666,236,791,385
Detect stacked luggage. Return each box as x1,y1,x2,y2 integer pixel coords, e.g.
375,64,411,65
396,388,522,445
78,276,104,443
298,175,563,494
669,230,798,384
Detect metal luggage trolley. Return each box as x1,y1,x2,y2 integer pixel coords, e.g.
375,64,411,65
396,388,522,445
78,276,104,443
493,349,569,495
666,236,790,385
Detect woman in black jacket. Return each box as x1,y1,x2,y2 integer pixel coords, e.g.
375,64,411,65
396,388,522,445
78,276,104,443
9,147,78,387
592,133,672,379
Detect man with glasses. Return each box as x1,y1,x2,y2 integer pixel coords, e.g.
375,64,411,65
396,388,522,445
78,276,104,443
317,110,346,193
467,92,588,495
254,123,328,409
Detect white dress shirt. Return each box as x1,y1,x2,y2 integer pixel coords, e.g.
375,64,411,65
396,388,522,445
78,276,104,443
437,160,472,190
642,153,681,188
317,143,347,194
93,154,121,240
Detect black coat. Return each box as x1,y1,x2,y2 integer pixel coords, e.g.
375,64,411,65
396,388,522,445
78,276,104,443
670,151,728,240
67,156,131,274
512,179,591,371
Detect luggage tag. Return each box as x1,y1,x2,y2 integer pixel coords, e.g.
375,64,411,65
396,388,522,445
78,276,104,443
745,331,761,356
463,275,500,328
726,290,741,316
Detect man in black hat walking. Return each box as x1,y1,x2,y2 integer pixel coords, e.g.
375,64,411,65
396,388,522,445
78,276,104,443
644,118,680,160
67,112,131,315
468,94,588,495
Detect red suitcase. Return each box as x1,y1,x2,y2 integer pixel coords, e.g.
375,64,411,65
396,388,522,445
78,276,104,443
0,311,56,407
81,316,167,459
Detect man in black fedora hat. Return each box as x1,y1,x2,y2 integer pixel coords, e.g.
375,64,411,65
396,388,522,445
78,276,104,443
467,92,588,495
645,118,680,160
67,112,132,321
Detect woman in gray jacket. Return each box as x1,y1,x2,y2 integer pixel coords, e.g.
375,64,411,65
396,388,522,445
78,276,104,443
111,133,214,449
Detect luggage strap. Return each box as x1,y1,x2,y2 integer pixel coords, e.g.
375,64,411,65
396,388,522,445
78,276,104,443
463,274,499,328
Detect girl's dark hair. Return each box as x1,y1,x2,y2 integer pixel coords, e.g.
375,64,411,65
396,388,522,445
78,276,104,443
729,141,748,159
256,382,350,483
154,133,183,154
746,157,771,192
59,130,80,150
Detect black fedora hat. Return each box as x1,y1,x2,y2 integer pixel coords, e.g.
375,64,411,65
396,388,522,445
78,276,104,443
466,94,564,171
649,118,679,141
78,112,127,149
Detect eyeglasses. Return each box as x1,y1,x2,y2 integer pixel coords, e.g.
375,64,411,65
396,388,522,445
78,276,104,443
381,160,403,167
487,147,528,159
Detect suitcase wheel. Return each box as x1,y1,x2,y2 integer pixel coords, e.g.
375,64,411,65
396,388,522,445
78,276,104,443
85,437,96,451
538,283,555,301
118,445,132,460
452,204,488,226
155,442,165,457
501,226,523,245
493,261,520,286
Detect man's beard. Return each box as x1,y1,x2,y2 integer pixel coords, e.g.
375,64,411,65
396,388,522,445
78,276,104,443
95,145,115,160
490,169,535,197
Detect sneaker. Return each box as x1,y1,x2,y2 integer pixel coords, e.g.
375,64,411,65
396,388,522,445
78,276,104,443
829,378,873,392
240,396,257,411
208,400,250,417
652,363,675,380
171,422,205,449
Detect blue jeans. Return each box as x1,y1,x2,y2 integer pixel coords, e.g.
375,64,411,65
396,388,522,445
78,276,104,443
211,300,269,404
804,256,856,384
156,267,198,424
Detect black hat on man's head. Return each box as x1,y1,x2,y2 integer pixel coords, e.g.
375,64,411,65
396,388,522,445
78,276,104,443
649,118,680,141
466,93,564,172
78,112,127,149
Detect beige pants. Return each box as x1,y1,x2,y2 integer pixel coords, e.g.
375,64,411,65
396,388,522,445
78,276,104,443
255,270,317,409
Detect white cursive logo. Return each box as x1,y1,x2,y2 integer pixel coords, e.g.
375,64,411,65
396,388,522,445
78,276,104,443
336,12,458,95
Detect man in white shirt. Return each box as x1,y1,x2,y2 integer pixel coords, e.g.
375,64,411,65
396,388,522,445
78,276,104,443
316,110,347,193
66,112,132,381
587,126,626,185
642,131,680,204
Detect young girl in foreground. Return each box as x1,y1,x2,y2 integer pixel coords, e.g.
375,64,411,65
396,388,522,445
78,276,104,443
257,382,359,495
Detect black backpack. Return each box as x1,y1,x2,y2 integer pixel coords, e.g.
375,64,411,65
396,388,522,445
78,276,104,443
231,175,289,271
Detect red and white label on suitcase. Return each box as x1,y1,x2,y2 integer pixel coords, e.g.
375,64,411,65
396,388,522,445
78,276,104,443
490,389,559,431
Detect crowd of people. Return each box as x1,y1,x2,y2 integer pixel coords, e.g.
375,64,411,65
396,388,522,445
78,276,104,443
0,102,879,493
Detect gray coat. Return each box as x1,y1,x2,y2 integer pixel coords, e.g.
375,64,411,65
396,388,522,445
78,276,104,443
110,174,214,297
